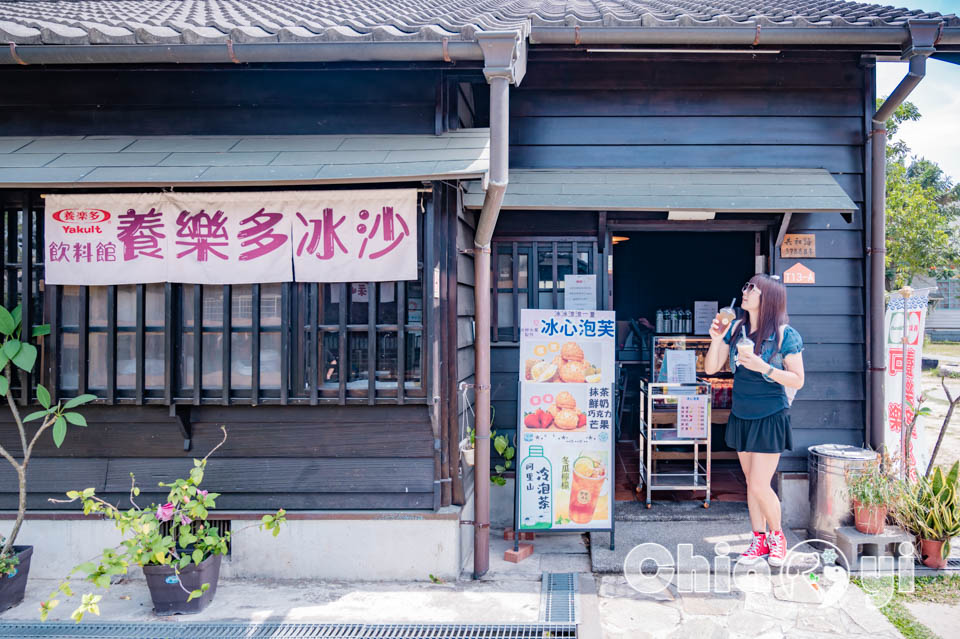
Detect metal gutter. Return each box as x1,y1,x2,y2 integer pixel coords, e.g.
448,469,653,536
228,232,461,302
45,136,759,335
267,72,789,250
471,30,526,580
530,22,960,47
868,20,939,454
0,41,484,65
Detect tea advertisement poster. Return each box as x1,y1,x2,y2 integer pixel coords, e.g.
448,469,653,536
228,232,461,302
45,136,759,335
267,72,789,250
883,288,931,480
516,309,616,531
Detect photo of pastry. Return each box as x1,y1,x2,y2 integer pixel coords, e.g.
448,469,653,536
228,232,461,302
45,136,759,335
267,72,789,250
523,340,602,384
522,389,587,432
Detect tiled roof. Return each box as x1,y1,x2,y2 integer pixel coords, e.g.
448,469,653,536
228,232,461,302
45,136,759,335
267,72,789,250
0,1,956,46
462,168,858,213
0,130,490,187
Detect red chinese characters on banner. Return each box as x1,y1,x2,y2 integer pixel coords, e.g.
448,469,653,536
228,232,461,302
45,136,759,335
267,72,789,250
44,190,417,285
888,348,904,376
356,206,411,260
295,209,348,260
238,209,288,261
175,210,229,262
117,208,165,260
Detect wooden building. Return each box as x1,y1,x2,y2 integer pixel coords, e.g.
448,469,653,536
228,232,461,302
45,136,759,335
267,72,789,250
0,1,958,578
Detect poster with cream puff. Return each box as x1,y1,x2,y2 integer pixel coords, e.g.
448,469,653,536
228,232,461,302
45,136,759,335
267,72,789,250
518,309,616,386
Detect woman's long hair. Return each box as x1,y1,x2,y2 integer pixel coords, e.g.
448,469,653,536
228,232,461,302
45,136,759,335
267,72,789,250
745,274,789,355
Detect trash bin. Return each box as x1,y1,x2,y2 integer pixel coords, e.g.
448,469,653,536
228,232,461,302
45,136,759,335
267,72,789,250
807,444,878,544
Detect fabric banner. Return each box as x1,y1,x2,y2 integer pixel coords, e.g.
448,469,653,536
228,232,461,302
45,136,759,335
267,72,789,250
884,288,932,480
516,309,616,531
44,189,417,285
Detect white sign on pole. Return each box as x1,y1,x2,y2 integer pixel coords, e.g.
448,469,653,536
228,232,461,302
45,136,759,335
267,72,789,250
44,189,418,285
694,301,719,335
563,274,597,310
883,288,932,480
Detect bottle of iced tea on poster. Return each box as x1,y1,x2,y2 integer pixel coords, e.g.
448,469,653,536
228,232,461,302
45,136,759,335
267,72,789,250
519,445,553,530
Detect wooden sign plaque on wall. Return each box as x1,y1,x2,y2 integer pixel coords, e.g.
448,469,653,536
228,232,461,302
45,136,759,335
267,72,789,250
781,234,816,258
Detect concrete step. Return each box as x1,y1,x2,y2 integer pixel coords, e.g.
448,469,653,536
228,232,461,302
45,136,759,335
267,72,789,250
590,520,805,574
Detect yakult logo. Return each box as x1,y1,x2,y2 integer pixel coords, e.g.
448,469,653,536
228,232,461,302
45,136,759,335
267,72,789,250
52,208,110,234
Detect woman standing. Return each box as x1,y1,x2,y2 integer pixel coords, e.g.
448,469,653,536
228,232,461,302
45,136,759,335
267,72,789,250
704,274,805,566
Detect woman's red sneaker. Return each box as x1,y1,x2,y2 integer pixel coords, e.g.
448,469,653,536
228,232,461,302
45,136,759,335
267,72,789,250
767,529,787,567
740,531,769,562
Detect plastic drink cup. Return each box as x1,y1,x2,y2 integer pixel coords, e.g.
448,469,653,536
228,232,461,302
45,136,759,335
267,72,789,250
569,456,607,524
717,307,736,327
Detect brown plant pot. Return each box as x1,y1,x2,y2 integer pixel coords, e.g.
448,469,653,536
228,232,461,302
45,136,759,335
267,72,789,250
0,546,32,614
920,538,948,570
142,552,222,616
853,500,888,535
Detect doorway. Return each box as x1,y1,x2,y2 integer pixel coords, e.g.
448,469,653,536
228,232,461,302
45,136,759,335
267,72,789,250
610,229,767,504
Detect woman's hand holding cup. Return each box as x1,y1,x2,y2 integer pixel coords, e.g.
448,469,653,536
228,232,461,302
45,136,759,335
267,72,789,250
709,314,726,341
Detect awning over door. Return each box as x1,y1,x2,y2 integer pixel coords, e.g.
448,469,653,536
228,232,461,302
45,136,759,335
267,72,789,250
0,129,489,188
463,168,857,213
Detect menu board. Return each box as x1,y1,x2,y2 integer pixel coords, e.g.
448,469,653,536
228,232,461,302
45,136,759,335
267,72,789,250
694,301,718,335
516,309,616,531
677,395,710,439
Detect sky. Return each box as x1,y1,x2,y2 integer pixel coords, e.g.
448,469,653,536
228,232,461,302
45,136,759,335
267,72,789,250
875,0,960,182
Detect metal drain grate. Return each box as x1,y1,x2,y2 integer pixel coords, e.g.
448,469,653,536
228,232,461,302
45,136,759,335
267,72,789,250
0,622,577,639
914,557,960,569
539,572,578,624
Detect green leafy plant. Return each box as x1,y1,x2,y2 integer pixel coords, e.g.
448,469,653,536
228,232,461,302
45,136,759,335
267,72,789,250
0,303,94,576
464,405,515,486
892,460,960,561
847,451,900,507
491,431,515,487
41,427,286,622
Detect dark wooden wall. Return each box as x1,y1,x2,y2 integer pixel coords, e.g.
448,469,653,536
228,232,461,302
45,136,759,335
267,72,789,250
0,65,488,510
0,67,446,136
490,52,869,471
0,405,436,509
456,200,477,492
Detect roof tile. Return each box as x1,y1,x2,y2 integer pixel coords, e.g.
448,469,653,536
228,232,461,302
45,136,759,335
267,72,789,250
0,1,953,49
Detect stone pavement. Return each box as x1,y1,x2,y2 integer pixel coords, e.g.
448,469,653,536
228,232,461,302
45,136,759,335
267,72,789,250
3,527,906,639
595,572,902,639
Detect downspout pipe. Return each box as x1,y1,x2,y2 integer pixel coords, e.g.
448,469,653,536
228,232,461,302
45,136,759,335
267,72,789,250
869,20,938,453
472,31,525,579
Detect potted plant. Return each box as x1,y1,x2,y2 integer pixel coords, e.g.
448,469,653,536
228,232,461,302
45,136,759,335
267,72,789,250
0,303,95,613
41,427,286,620
460,421,516,486
847,455,898,534
892,460,960,570
459,427,476,467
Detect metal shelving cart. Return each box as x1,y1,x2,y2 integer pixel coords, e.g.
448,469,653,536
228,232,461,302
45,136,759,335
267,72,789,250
637,379,712,508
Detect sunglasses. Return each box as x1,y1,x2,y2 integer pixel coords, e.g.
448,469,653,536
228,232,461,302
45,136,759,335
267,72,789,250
742,283,760,295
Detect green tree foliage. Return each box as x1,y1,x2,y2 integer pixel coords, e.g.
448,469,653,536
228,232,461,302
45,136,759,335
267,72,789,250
881,99,960,289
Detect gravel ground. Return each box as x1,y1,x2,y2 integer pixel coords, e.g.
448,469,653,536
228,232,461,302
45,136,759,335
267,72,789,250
920,343,960,472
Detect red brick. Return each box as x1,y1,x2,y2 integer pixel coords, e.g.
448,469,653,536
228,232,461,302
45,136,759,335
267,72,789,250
504,543,534,563
503,530,535,541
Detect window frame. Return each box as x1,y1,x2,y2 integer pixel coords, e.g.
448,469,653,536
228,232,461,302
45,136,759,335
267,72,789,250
36,189,433,407
491,236,599,343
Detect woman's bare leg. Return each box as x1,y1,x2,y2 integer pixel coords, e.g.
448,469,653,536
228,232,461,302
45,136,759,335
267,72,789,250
738,452,766,532
747,453,782,532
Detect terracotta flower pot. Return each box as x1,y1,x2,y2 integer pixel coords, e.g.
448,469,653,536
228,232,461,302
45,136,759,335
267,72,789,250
0,546,32,614
920,538,948,570
853,500,888,535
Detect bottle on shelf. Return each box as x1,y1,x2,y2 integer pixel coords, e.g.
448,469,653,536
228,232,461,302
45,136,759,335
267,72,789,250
656,309,664,333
